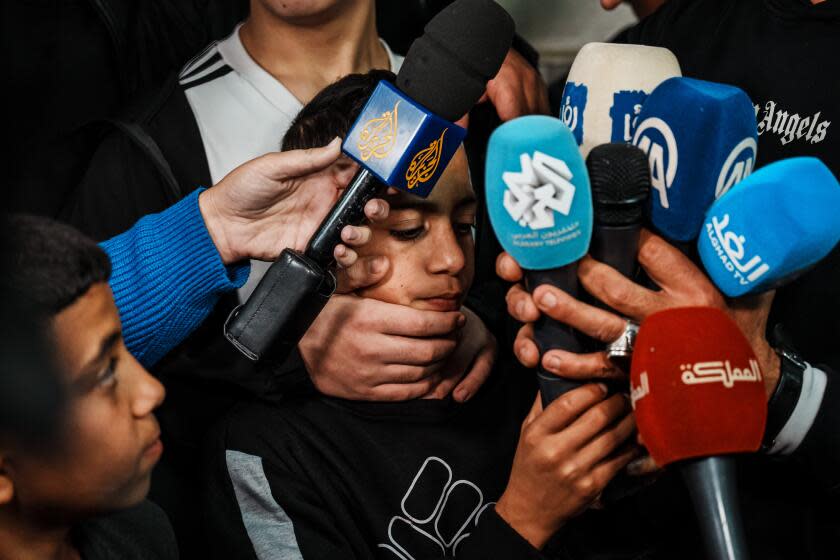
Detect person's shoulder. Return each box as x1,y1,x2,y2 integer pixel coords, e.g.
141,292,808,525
622,0,743,44
177,38,236,94
75,500,178,560
215,399,317,458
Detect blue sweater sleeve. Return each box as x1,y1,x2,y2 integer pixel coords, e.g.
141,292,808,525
101,189,250,367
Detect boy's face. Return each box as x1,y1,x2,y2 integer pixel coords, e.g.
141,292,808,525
0,283,165,519
355,148,476,310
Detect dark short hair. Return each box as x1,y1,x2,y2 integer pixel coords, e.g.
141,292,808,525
1,214,111,318
282,69,396,151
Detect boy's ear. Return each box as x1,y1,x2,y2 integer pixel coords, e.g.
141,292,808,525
0,456,14,505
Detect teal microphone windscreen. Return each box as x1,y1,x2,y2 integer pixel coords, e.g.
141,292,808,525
698,157,840,297
485,115,593,270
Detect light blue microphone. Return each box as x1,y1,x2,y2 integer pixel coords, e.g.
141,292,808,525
486,115,593,405
633,77,758,243
698,157,840,297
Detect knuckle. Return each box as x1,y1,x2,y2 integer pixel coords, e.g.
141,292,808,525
603,282,632,307
575,476,599,499
559,461,580,482
638,237,667,264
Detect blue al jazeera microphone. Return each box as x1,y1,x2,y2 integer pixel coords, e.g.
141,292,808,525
633,77,758,245
699,157,840,297
486,116,593,405
225,0,514,361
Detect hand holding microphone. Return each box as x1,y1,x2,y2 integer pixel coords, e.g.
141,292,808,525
631,307,768,560
225,0,514,361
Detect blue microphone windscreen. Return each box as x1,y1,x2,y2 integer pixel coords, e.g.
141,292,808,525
633,77,758,242
699,157,840,297
486,115,593,270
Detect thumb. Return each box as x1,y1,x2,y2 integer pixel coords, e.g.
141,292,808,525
336,256,390,293
263,137,342,180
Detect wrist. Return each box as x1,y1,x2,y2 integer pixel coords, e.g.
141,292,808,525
495,491,555,550
198,189,236,265
751,337,781,399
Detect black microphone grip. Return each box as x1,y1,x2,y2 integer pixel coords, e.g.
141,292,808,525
305,168,387,268
681,456,750,560
590,223,640,279
525,265,585,407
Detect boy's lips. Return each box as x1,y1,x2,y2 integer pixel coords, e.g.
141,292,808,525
142,430,163,462
417,293,463,311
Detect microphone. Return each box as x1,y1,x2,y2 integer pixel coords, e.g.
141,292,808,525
698,157,840,297
559,42,681,158
632,77,758,244
485,115,593,405
585,143,650,368
224,0,514,361
630,307,767,560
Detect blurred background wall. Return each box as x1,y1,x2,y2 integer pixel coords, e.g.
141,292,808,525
497,1,637,83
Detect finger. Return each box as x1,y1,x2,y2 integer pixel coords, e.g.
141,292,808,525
625,454,661,477
363,198,390,223
563,394,631,450
366,303,466,337
265,136,342,179
452,339,497,402
340,225,372,247
506,283,540,323
333,244,358,269
514,324,540,368
637,229,713,296
590,443,640,490
336,256,389,292
578,256,662,321
532,284,626,342
363,378,444,401
541,349,624,381
575,409,636,467
371,362,451,385
522,393,543,429
496,252,524,282
531,383,609,435
383,335,459,367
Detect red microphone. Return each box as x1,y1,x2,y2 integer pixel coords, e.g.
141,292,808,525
630,307,766,560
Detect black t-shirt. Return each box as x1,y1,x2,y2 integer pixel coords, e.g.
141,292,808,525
72,500,178,560
615,0,840,371
203,359,544,559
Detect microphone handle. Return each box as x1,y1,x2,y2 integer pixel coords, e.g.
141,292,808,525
681,456,750,560
525,265,584,407
305,168,387,268
590,222,641,279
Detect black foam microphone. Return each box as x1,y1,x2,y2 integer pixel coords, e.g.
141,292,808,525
585,144,650,369
225,0,514,361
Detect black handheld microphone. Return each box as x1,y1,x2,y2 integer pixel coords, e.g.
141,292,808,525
225,0,514,361
585,144,650,369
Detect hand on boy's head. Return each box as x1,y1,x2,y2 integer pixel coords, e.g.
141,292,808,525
1,283,165,515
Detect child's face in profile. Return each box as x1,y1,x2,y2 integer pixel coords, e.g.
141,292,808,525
355,147,476,311
1,284,165,518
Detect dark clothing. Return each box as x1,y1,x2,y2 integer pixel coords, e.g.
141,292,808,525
204,359,542,559
615,0,840,373
72,500,177,560
546,2,840,558
5,0,248,216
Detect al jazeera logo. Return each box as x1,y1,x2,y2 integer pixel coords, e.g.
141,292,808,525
406,128,447,190
357,100,400,161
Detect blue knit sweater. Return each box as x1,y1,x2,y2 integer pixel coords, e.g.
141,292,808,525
101,189,250,367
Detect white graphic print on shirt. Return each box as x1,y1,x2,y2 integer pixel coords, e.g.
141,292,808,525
377,457,496,559
754,100,831,147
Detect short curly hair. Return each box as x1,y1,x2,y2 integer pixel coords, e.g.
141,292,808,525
282,69,396,152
